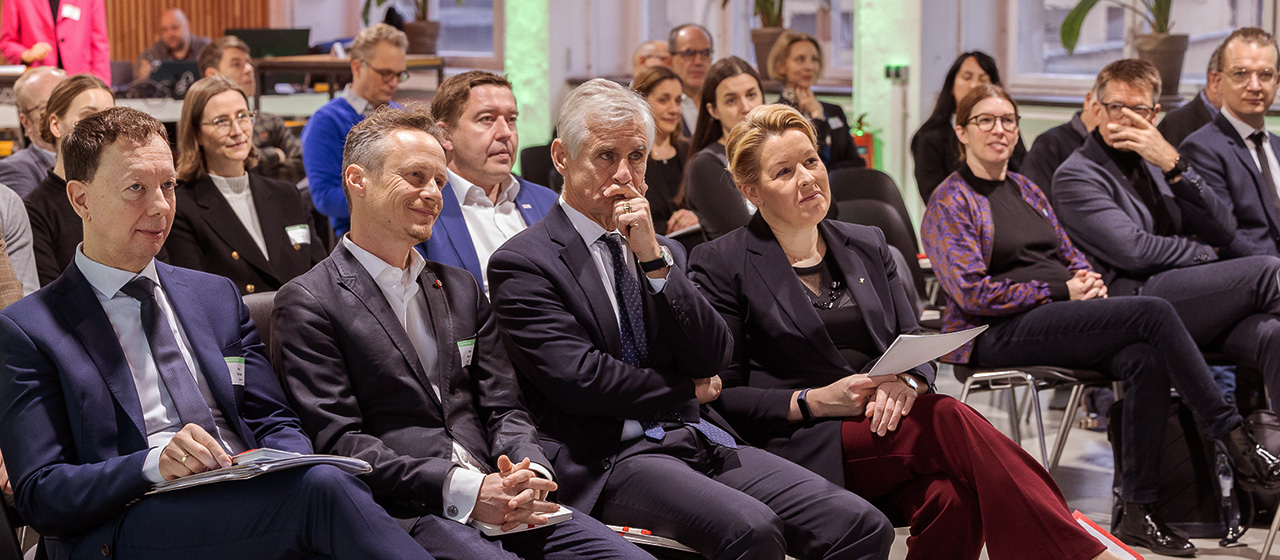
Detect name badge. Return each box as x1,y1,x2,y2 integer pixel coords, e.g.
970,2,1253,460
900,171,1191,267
827,115,843,130
457,338,476,368
225,357,245,386
60,4,81,21
285,224,310,246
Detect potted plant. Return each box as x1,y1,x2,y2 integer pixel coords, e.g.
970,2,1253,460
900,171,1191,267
1060,0,1186,106
723,0,787,78
361,0,445,55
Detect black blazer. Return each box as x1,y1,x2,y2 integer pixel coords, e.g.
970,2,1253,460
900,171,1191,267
911,118,1027,203
1157,91,1215,148
487,204,736,513
166,173,326,295
777,96,866,171
1021,111,1088,198
271,242,548,518
25,171,79,286
689,216,935,485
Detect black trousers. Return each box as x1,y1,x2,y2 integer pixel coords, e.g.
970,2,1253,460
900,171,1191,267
972,297,1239,502
594,426,893,560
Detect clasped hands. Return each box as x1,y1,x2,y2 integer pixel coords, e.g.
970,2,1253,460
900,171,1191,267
471,455,560,531
1066,269,1107,300
795,373,923,436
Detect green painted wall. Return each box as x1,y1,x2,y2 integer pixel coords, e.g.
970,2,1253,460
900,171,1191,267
504,0,551,175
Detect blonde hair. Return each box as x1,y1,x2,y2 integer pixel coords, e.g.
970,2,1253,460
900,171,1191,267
767,31,822,83
725,104,817,189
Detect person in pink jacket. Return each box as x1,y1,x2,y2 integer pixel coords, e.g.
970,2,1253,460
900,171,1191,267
0,0,110,86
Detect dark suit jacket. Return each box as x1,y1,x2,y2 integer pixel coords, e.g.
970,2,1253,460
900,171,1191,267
487,204,735,513
1021,111,1088,198
1051,134,1230,291
416,177,558,289
0,261,311,542
0,144,53,199
165,173,326,295
24,171,77,286
1179,112,1280,258
1158,90,1216,148
776,96,867,170
271,243,548,518
690,216,935,486
911,118,1027,203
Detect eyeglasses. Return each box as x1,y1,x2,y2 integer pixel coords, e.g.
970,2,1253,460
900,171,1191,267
201,111,256,134
362,61,411,83
1226,68,1278,85
20,103,45,117
966,113,1020,132
673,49,713,61
1100,101,1154,120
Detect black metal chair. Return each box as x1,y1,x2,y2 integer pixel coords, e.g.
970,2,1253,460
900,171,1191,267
518,144,558,191
833,198,927,310
0,503,23,560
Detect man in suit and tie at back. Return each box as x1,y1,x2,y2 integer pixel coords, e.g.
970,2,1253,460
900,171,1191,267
487,78,892,560
0,107,435,560
1157,46,1224,148
272,104,648,559
417,71,557,292
1181,28,1280,259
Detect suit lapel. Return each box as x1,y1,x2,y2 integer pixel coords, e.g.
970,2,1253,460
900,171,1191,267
418,267,456,401
743,217,848,371
53,265,148,441
438,182,485,282
191,177,275,278
513,178,548,226
1083,138,1159,231
248,174,291,269
823,222,893,354
333,245,443,410
546,206,623,355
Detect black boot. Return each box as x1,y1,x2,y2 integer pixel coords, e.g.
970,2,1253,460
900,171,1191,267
1112,502,1197,557
1223,424,1280,492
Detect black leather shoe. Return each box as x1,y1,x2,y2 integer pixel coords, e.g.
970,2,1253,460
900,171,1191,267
1223,425,1280,492
1113,502,1197,557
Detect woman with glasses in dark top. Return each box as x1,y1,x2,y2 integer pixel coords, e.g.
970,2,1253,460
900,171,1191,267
922,84,1280,558
911,51,1027,202
165,76,326,296
684,56,765,240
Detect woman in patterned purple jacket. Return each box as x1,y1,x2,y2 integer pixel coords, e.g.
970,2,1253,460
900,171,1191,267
920,84,1274,557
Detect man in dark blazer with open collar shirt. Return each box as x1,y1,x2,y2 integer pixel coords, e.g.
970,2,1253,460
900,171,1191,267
487,78,892,560
271,105,646,560
1053,58,1280,416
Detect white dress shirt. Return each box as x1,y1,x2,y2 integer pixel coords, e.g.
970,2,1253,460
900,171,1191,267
1222,107,1280,203
558,197,667,441
210,173,269,261
74,248,247,483
342,236,552,524
340,85,374,116
449,169,528,293
681,95,699,135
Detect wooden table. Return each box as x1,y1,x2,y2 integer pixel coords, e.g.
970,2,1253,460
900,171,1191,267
251,54,444,108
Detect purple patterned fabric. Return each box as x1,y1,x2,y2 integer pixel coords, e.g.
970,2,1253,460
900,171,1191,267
920,170,1093,363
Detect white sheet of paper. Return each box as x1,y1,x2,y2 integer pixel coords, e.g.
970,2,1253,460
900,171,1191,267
865,325,989,376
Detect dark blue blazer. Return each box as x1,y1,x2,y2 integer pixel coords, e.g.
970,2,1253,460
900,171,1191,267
1180,112,1280,258
416,177,558,288
487,204,736,514
690,215,935,486
0,260,311,542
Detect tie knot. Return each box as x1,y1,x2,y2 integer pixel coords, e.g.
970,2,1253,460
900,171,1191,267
1251,131,1268,147
119,276,158,302
601,232,626,253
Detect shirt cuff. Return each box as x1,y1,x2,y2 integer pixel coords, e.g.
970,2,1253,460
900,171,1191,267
528,462,553,482
1048,280,1071,301
443,466,485,524
646,276,667,293
143,447,165,484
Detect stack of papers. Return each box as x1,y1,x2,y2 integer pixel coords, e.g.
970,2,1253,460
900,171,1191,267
146,448,371,495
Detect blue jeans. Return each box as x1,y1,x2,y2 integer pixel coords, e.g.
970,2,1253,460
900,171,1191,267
971,296,1239,502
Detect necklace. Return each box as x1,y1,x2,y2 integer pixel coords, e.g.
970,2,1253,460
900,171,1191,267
813,279,843,310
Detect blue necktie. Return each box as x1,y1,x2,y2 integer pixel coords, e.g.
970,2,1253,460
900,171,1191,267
120,277,220,437
601,234,736,448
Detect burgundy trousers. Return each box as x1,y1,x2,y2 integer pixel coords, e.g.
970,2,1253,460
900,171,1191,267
841,394,1104,560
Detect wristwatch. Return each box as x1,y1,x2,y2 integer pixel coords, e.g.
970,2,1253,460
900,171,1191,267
640,246,674,272
796,388,815,422
1164,155,1189,181
896,373,921,392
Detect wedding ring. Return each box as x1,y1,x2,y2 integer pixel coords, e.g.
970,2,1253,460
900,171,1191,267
623,203,632,214
179,454,189,465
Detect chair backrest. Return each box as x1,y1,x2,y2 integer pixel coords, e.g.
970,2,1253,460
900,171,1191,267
519,144,556,191
242,291,278,351
0,504,23,560
834,198,927,298
827,168,919,255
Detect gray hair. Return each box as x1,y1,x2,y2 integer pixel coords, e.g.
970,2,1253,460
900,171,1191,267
557,78,655,159
349,23,408,62
341,102,445,212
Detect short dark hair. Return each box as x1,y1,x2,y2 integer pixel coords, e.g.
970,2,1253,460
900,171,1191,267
1214,27,1280,73
668,23,712,54
430,70,513,128
1092,58,1162,103
689,56,761,156
198,35,252,76
63,107,169,184
342,103,448,212
41,73,109,146
920,51,1002,132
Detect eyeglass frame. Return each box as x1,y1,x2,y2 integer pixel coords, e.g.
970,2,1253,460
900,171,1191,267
201,110,257,134
1098,101,1155,121
1224,67,1279,86
672,48,714,61
360,59,411,83
964,113,1020,132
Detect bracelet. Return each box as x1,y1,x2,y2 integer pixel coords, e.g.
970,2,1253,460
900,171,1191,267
796,388,814,422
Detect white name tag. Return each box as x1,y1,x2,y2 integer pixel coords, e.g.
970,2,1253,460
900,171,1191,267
225,357,245,386
828,115,844,130
60,4,81,21
285,224,310,246
457,339,476,368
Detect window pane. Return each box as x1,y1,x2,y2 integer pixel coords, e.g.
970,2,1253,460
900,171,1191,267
438,0,495,56
781,0,854,72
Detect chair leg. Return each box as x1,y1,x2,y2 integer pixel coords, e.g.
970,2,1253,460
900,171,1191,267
1023,374,1050,467
1049,384,1086,473
1006,385,1022,445
1261,503,1280,559
960,377,975,403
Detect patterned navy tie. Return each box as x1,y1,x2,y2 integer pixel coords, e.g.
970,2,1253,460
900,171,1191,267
601,234,735,448
120,277,220,437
